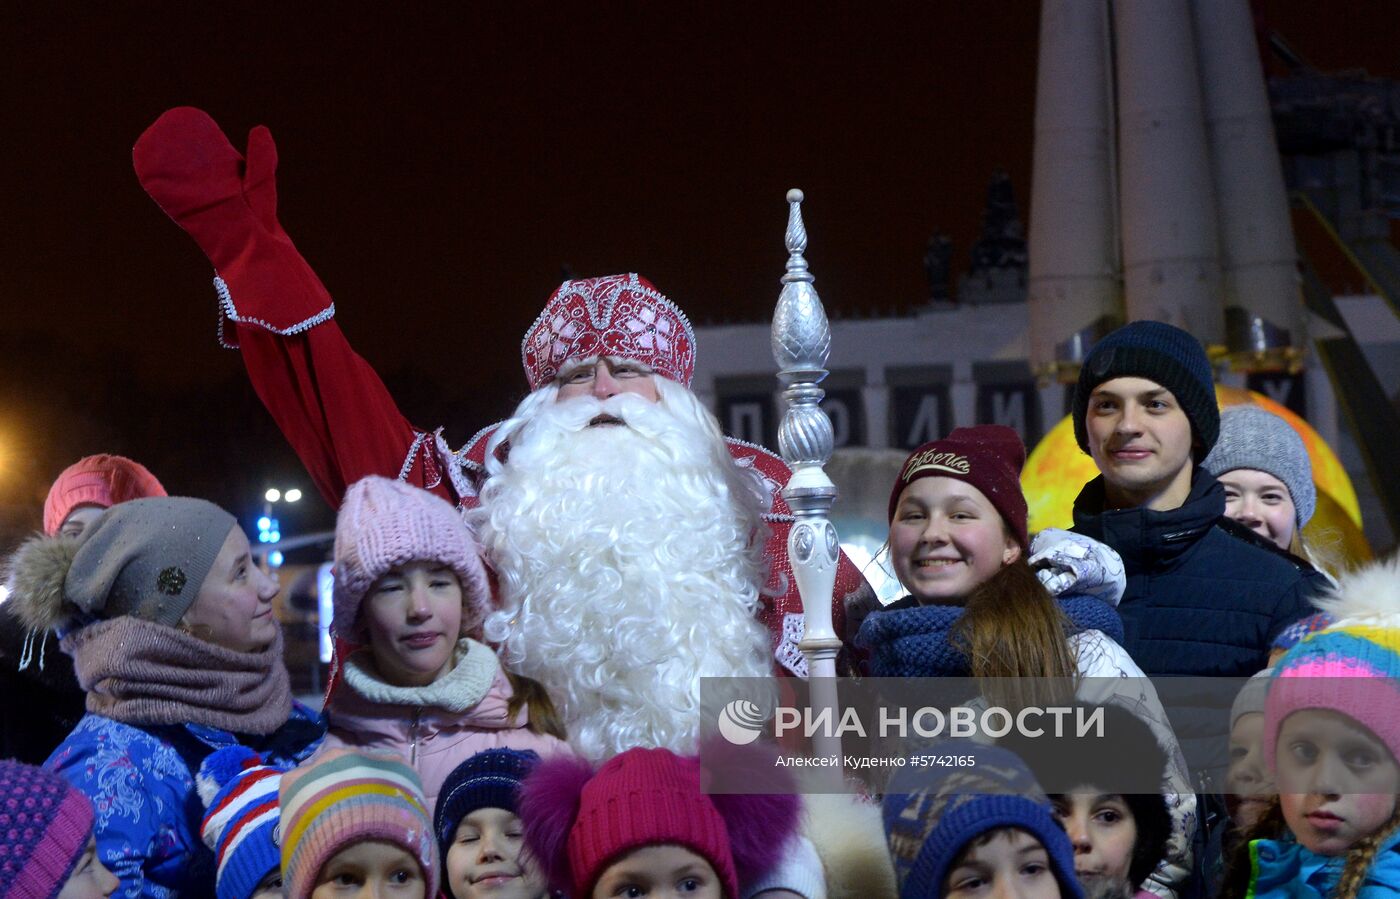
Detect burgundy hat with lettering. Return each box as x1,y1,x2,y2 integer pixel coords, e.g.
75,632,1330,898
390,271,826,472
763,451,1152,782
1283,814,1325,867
888,425,1029,550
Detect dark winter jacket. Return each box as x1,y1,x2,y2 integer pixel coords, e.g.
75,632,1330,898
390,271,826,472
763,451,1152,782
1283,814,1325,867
1071,468,1327,780
1072,469,1323,677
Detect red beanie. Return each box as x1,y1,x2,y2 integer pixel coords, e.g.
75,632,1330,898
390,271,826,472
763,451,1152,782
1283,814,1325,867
887,425,1029,550
43,454,168,536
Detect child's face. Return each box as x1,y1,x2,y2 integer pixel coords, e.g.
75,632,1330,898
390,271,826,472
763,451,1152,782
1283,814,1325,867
1226,712,1275,830
1276,708,1400,857
364,561,464,687
312,840,428,898
889,477,1020,605
590,844,724,899
445,807,547,899
1051,792,1136,893
55,837,119,899
944,828,1062,899
1219,469,1297,551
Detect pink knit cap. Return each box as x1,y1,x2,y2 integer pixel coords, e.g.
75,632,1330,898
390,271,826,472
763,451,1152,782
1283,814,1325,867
519,747,800,899
555,749,737,898
1263,556,1400,776
332,476,492,637
42,454,167,535
0,760,96,899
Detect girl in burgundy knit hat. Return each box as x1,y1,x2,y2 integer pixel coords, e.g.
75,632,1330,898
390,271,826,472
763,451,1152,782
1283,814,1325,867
518,746,800,899
855,425,1194,899
320,476,568,816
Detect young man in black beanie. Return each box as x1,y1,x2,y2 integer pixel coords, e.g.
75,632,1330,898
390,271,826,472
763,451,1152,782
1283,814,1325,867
1069,320,1327,798
1069,321,1323,681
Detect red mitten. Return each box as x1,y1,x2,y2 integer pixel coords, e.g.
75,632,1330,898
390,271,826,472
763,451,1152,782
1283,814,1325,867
133,107,334,341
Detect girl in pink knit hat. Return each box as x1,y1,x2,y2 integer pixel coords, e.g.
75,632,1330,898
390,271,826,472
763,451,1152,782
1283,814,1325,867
42,454,168,539
0,454,168,766
518,746,800,899
1219,555,1400,899
321,476,568,815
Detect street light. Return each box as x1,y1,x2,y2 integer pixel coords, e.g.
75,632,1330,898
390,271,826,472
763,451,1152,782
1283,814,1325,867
258,484,304,564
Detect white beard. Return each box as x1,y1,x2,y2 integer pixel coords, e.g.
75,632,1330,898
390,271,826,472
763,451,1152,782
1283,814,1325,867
474,380,775,761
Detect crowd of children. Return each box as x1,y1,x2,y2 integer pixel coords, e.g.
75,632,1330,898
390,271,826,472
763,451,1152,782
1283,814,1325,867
1,286,1397,899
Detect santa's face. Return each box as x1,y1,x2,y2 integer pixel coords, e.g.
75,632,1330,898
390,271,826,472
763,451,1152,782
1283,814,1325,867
475,380,774,761
555,356,660,404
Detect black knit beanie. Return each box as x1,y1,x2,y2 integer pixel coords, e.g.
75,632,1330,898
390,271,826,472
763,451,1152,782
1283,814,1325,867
1072,320,1219,457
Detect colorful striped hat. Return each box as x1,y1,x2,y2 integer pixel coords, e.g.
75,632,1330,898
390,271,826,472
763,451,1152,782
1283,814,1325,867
1270,612,1335,654
1264,554,1400,774
279,749,438,899
197,747,282,899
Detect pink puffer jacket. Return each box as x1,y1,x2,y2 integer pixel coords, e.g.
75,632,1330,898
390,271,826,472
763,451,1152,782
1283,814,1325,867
320,638,570,814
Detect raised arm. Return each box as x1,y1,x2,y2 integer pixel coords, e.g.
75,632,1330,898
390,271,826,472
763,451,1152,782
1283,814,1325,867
133,107,449,508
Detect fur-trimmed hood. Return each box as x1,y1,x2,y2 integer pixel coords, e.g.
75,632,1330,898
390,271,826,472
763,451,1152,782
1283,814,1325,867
3,533,81,631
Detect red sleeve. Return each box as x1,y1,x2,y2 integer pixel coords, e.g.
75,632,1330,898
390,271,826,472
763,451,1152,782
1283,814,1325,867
234,320,453,510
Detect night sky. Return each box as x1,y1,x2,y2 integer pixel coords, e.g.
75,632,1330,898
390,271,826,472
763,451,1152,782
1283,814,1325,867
2,1,1397,534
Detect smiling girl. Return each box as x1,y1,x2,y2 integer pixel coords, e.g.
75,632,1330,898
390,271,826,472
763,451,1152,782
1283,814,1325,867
856,426,1194,898
320,476,566,813
1204,405,1338,581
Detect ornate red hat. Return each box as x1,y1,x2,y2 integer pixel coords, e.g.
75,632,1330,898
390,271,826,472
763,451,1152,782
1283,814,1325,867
520,274,697,389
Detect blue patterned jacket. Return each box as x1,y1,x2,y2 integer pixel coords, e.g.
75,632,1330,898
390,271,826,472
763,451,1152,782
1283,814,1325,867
46,706,323,898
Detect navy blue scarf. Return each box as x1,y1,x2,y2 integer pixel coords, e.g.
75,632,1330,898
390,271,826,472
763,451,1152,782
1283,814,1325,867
855,595,1125,678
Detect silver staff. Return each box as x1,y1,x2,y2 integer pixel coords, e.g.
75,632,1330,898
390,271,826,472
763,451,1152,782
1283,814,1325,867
771,189,843,767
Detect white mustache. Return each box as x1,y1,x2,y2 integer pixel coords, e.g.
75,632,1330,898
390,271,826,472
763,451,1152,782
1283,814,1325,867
533,392,679,441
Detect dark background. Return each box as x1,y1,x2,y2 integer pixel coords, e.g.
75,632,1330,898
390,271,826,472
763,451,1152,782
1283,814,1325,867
2,1,1396,537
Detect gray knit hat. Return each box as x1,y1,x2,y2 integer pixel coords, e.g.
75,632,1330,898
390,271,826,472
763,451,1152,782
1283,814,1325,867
1230,667,1274,732
67,497,237,626
1203,406,1316,528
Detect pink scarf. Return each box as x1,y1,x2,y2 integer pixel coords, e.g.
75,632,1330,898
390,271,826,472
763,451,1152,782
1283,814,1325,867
62,616,293,736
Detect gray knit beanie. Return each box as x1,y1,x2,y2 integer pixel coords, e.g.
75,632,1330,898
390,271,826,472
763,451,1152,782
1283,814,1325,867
1230,667,1274,732
65,497,238,627
1203,405,1316,528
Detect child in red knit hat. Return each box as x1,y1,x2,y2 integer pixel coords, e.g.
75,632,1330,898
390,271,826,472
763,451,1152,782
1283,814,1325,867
42,454,167,539
0,759,119,899
518,746,800,899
